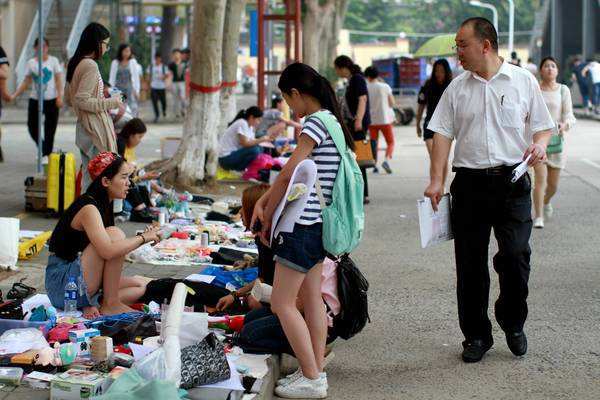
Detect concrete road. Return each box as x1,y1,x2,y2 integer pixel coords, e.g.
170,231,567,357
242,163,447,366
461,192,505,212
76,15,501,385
1,113,599,399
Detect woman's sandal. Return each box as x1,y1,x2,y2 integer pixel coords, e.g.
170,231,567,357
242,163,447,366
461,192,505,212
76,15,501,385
7,278,37,300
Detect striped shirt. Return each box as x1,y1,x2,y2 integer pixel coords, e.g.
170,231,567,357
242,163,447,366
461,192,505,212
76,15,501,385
297,110,342,225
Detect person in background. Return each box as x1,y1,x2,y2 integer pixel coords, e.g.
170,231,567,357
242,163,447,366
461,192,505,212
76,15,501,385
572,57,591,112
181,48,191,65
416,58,453,189
334,55,371,204
532,57,576,229
116,118,158,224
147,53,171,123
0,45,11,162
45,152,160,319
256,95,301,138
510,51,520,66
524,58,538,77
582,59,600,114
109,44,141,116
424,17,554,364
364,65,395,174
168,49,188,118
218,107,274,171
65,22,122,190
10,38,63,160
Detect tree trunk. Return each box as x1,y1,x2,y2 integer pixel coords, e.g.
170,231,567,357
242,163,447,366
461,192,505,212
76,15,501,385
302,0,335,70
219,0,246,138
171,0,226,187
320,0,350,73
159,0,177,60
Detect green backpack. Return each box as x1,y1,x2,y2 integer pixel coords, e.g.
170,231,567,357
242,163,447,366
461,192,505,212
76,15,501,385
312,111,365,256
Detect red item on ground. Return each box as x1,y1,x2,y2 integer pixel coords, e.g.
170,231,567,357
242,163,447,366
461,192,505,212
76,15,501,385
113,345,133,356
227,315,245,333
242,153,283,181
130,303,146,311
170,231,190,240
48,322,86,344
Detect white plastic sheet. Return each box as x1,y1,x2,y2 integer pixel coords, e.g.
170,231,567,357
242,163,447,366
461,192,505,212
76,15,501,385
0,218,19,268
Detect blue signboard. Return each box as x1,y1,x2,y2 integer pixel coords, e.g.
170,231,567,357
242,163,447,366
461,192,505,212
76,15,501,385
250,10,258,57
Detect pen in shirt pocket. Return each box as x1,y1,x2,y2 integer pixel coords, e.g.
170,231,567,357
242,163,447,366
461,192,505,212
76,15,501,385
501,95,505,106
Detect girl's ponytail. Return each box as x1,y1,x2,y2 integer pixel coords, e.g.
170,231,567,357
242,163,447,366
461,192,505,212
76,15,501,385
228,109,247,127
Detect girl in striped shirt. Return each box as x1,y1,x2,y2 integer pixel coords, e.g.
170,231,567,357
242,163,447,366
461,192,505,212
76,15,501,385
251,63,355,399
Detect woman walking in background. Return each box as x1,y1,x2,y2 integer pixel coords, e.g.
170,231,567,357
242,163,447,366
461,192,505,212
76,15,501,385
109,44,141,116
416,58,452,188
9,38,63,160
533,57,576,228
334,55,371,204
65,22,123,189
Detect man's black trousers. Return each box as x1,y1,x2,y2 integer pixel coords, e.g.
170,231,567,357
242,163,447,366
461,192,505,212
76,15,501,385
450,168,533,343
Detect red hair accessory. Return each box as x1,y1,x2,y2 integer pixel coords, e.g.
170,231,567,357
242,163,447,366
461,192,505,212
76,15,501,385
88,152,118,181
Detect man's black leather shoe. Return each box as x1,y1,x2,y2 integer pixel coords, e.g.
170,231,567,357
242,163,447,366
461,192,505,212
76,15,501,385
461,339,493,363
506,331,527,356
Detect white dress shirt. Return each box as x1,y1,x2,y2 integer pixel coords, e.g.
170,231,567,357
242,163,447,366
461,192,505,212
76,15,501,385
428,60,555,169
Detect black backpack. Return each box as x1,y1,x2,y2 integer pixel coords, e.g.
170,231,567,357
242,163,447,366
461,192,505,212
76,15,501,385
332,255,370,340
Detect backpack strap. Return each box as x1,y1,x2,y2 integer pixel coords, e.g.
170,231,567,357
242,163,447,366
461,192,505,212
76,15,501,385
314,178,327,210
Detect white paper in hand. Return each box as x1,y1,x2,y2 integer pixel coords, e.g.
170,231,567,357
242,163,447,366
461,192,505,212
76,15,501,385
417,194,453,248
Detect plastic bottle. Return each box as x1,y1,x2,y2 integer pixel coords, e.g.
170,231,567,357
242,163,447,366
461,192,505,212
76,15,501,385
64,276,78,315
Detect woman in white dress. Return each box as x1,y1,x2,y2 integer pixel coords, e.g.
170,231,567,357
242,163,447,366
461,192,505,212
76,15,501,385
533,57,576,228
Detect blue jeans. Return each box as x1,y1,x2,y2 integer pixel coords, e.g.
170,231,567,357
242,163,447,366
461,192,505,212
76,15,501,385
237,307,291,354
592,83,600,107
218,146,261,171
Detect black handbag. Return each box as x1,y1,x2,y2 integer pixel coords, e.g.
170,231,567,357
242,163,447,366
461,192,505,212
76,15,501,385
180,333,231,389
0,299,24,320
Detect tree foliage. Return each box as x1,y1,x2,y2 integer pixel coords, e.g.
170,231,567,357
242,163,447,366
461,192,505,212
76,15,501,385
344,0,542,47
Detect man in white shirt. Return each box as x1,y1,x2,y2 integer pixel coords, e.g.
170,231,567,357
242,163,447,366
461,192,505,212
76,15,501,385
147,54,172,123
582,60,600,114
365,66,396,174
424,18,554,363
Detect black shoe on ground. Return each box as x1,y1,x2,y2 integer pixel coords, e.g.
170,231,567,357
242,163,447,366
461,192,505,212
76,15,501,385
506,331,527,356
381,160,392,174
372,166,379,174
461,339,493,363
130,209,156,223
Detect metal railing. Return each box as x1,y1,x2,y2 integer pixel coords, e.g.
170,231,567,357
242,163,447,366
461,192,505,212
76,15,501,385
15,0,54,84
66,0,97,59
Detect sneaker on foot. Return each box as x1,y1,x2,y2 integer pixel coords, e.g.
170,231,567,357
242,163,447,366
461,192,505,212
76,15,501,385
278,370,326,387
543,203,553,220
381,160,392,174
533,217,544,229
275,375,327,399
372,166,379,174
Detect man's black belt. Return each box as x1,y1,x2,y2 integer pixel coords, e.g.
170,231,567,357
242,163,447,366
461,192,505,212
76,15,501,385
452,164,519,176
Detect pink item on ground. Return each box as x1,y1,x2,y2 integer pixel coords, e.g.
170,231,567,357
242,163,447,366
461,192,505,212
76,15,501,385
242,153,282,181
321,258,340,327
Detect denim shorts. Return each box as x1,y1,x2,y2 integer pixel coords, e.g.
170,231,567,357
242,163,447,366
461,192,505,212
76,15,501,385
45,255,101,310
273,223,325,273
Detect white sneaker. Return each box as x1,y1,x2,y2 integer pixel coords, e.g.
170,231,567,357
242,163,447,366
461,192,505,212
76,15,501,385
533,217,544,229
275,375,328,399
544,203,553,220
277,369,326,387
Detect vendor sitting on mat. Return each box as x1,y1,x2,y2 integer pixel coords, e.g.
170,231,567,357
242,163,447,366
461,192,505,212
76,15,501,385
45,152,161,319
215,183,275,312
218,106,276,171
256,95,302,138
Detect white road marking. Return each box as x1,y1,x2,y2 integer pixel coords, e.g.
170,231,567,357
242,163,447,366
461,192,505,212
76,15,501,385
581,158,600,170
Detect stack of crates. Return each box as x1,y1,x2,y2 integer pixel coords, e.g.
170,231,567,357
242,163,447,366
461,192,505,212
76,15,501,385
399,58,428,89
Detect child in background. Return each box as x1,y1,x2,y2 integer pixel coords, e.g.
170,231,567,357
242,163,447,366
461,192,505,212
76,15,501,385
256,95,302,138
252,63,357,399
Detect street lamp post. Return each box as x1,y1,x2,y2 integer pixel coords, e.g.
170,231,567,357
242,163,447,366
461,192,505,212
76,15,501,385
469,0,498,33
507,0,514,55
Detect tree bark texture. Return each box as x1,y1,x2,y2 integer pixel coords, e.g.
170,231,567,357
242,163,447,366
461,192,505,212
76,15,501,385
219,0,246,138
302,0,335,70
320,0,350,73
172,0,226,186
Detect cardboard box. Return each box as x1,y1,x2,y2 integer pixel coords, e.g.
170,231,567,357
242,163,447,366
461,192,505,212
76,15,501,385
68,328,100,357
50,369,108,400
24,175,47,212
